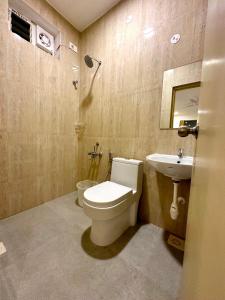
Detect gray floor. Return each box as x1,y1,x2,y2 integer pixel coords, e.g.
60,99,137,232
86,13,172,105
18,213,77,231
0,193,183,300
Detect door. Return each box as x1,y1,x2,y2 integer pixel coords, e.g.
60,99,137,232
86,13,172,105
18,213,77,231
181,1,225,299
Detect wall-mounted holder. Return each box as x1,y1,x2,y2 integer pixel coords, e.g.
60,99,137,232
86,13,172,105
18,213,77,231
88,142,103,160
75,122,85,139
73,80,78,90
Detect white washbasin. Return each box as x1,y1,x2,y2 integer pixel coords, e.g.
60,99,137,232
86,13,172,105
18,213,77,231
146,153,193,180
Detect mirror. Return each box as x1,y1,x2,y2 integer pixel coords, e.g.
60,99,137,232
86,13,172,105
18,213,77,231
171,81,200,128
160,61,202,129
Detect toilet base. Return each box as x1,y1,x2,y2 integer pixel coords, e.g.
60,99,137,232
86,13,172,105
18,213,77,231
90,200,138,246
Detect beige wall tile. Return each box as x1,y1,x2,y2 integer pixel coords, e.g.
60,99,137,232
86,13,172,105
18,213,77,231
1,0,207,237
79,0,207,237
0,0,80,218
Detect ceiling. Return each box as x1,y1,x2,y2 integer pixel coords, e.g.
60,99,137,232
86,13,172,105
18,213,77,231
46,0,121,32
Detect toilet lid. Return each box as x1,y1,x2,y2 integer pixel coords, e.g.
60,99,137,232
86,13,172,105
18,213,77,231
84,181,132,208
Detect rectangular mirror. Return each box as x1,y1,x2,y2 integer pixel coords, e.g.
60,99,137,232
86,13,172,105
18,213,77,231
171,81,201,128
160,61,202,129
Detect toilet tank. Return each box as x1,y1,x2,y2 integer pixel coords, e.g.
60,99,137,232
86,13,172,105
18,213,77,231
110,157,143,192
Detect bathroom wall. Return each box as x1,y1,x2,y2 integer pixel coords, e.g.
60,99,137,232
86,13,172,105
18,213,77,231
0,0,80,218
79,0,208,237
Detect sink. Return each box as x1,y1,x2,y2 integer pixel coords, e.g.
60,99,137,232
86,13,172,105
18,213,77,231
146,153,193,180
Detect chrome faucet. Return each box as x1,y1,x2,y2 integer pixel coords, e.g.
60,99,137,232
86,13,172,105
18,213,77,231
177,148,183,159
88,142,103,159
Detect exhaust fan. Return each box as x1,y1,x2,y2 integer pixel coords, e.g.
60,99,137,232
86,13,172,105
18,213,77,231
36,25,54,55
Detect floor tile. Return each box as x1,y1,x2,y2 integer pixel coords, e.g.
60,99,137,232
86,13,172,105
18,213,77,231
0,193,183,300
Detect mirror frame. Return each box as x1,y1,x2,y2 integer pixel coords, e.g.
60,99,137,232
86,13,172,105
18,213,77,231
160,61,202,130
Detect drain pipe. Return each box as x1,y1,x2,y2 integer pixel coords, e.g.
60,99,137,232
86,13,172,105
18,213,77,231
170,181,185,220
104,151,113,181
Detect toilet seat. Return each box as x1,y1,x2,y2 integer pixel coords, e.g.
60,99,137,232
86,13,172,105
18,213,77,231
84,181,132,208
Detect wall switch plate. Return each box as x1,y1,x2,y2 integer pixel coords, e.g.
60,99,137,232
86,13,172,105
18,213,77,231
69,42,78,53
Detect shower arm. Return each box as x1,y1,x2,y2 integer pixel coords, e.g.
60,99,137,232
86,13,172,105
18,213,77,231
92,57,102,65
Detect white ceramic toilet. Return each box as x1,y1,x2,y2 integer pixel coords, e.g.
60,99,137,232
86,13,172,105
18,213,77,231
83,157,143,246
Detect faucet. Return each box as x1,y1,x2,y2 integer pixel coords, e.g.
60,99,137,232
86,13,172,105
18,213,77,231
177,148,183,159
88,142,103,159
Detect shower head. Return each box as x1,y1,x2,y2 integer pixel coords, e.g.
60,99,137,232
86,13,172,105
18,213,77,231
84,55,93,68
84,55,101,68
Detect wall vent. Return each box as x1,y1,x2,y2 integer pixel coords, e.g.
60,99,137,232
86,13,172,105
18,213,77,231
8,0,61,57
10,10,31,42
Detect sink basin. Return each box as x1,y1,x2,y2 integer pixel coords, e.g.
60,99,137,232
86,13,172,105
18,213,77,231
146,153,193,180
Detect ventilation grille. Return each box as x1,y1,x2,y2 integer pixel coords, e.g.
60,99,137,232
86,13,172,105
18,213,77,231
8,3,60,57
11,11,31,42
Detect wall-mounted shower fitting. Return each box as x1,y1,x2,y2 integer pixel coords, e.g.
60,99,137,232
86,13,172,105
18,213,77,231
73,80,78,89
75,122,85,139
84,55,102,68
88,142,103,159
170,181,185,220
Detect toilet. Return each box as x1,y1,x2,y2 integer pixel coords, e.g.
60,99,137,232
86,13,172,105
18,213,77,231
83,157,143,246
